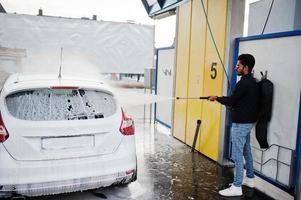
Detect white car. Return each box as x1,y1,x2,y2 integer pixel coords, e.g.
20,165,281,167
0,73,137,198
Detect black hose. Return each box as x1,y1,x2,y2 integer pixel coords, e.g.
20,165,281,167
262,0,274,34
200,0,231,93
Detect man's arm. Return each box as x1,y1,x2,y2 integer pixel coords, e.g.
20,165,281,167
209,81,246,106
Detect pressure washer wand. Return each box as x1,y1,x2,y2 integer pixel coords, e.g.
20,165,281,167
176,96,209,100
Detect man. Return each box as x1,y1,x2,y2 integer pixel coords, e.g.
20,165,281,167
209,54,258,196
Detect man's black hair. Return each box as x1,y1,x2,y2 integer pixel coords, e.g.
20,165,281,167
238,54,255,73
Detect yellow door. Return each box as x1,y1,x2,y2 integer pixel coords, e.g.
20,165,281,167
173,1,192,142
200,0,228,161
173,0,228,161
184,0,207,149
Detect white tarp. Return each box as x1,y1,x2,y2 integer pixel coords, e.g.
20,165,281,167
0,13,154,76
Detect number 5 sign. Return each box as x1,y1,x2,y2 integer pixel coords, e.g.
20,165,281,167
210,62,217,79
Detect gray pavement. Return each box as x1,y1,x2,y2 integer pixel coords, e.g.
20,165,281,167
25,104,273,199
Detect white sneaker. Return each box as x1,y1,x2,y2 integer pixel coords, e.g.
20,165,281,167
218,185,242,196
242,176,254,188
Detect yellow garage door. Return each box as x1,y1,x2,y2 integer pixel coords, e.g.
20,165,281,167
184,0,207,150
199,0,228,161
173,1,192,142
173,0,228,161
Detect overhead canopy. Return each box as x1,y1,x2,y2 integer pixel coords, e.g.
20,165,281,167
142,0,188,18
0,3,6,13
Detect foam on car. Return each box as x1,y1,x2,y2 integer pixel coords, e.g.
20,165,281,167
5,89,116,121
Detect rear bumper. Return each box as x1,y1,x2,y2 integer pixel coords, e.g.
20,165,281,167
0,136,137,197
0,171,136,197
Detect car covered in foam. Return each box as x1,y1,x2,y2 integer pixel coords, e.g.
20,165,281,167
0,73,137,197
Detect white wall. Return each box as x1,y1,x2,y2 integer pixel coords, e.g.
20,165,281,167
248,0,298,35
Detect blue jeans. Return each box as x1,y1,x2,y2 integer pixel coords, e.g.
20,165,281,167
231,123,255,187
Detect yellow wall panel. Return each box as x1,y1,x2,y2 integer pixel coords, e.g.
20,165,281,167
185,0,207,149
200,0,228,161
173,2,192,142
173,0,228,161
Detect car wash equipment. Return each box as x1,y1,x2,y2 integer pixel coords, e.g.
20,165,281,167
191,119,202,153
256,71,273,149
176,96,209,100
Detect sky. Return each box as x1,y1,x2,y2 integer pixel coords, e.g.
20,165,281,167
0,0,176,48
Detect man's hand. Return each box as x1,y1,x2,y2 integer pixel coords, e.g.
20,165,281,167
208,96,218,101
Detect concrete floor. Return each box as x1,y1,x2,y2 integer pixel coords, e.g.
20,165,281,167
133,121,274,200
24,103,274,200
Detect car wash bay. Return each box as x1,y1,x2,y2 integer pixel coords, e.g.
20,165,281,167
24,100,272,200
1,0,300,199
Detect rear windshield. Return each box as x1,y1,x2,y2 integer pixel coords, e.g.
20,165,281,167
5,88,117,121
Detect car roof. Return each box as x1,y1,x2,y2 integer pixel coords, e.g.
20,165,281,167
2,73,113,94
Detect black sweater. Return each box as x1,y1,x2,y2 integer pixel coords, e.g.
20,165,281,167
217,74,258,123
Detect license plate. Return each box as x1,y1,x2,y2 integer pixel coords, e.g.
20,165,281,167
41,135,94,150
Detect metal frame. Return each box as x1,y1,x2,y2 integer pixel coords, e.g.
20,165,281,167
232,29,301,195
294,93,301,198
141,0,189,18
154,46,175,129
171,6,180,136
251,144,294,190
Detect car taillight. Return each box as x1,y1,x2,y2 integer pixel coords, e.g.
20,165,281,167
119,109,135,135
0,113,9,142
